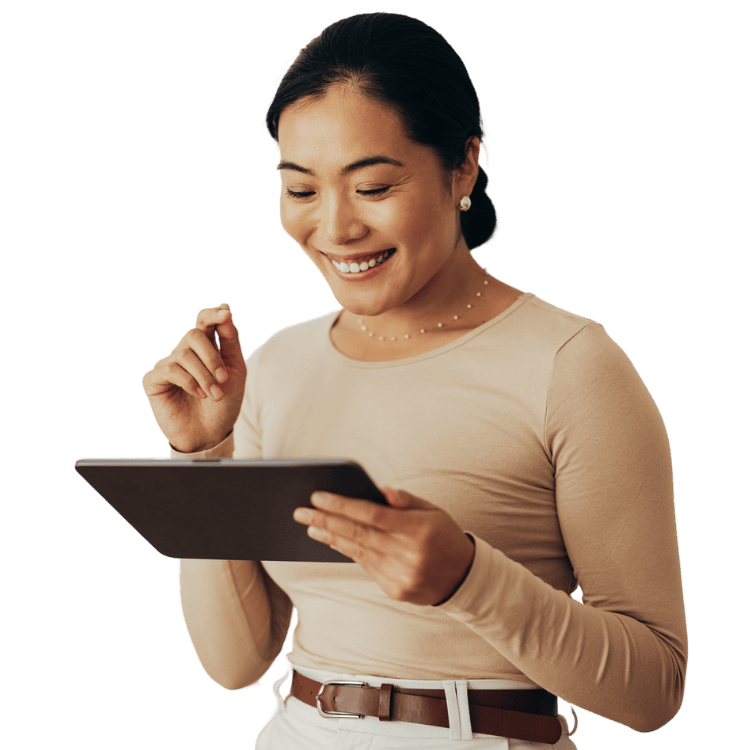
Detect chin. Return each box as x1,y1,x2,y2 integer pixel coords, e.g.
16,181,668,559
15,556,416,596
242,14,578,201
329,287,391,318
337,297,386,318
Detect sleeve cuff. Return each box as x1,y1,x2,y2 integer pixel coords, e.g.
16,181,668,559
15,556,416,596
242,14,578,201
432,532,502,613
168,430,235,460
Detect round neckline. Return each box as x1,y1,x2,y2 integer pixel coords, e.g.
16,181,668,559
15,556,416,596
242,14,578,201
325,292,535,368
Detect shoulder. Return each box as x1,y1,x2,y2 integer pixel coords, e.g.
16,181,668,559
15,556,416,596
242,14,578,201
492,293,609,369
519,294,600,347
508,294,634,387
522,297,649,417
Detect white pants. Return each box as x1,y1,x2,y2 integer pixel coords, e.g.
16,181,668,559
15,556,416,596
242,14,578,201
255,664,578,749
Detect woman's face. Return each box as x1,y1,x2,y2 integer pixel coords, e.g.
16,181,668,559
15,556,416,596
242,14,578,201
277,84,470,319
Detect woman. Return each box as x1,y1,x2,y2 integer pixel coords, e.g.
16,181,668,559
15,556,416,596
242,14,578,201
142,12,687,748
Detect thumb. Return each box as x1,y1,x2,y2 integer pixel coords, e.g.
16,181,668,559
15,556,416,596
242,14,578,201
381,487,434,509
215,305,244,366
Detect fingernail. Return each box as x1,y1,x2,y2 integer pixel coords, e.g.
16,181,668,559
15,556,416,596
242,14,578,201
311,492,330,507
210,385,222,400
294,508,313,523
215,367,228,382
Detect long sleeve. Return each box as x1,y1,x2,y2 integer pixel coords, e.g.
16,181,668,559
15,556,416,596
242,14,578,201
435,323,688,731
174,347,294,690
179,553,292,690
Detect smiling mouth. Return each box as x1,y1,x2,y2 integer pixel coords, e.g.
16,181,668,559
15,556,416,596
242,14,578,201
325,249,396,274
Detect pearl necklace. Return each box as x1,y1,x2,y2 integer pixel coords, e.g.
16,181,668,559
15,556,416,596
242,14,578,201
356,269,490,341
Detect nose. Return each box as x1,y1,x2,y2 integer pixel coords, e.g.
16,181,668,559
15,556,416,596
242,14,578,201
317,192,367,247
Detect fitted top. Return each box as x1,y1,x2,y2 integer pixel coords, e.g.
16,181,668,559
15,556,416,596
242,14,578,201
174,291,687,731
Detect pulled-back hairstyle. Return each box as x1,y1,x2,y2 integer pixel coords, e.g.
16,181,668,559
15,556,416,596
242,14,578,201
266,12,496,250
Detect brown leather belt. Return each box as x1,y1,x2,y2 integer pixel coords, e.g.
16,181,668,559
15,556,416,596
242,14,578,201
290,670,563,744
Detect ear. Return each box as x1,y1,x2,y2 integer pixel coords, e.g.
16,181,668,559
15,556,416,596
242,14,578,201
453,136,481,205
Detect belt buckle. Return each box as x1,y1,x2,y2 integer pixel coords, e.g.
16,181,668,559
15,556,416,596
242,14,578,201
316,680,367,719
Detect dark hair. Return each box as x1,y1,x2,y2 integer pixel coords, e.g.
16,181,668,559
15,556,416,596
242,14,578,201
266,12,496,251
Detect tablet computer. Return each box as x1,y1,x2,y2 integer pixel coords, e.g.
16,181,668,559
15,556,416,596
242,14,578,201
74,458,388,562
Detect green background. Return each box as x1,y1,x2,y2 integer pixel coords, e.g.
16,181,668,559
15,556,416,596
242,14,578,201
0,0,748,750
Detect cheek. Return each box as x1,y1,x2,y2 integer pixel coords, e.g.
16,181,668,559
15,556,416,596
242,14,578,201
387,194,451,245
280,200,307,243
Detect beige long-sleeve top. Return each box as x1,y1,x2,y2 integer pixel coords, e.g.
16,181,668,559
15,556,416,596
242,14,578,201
175,292,687,731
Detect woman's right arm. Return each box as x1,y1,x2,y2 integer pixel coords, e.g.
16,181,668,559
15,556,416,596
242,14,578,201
179,554,293,690
172,433,294,690
144,305,294,689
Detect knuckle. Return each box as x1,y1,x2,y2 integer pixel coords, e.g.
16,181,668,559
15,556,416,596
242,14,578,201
350,522,367,545
414,524,433,547
143,367,153,382
165,361,182,377
401,571,424,599
174,345,192,362
369,506,386,526
144,367,158,385
408,547,425,568
323,494,339,511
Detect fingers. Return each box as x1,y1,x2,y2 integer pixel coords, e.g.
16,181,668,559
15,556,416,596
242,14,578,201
143,355,198,399
292,489,468,606
155,326,229,400
293,508,382,546
141,355,216,401
196,303,231,332
310,492,397,531
143,304,243,404
196,304,243,369
172,344,226,400
293,505,389,557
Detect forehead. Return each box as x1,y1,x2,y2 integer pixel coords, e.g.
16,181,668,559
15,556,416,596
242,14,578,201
277,84,426,169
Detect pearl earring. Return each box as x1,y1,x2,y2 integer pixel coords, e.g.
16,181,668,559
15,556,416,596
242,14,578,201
459,196,471,211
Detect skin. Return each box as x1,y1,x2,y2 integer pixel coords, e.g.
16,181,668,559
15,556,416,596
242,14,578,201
143,303,246,454
144,83,518,605
277,83,522,361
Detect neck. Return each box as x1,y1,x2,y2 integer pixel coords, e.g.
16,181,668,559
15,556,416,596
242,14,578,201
344,245,492,340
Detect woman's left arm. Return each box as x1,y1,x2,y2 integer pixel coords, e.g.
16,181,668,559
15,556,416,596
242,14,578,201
435,323,688,732
294,323,687,732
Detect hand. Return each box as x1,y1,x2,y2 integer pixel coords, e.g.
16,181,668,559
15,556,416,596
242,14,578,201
293,487,476,607
142,304,247,453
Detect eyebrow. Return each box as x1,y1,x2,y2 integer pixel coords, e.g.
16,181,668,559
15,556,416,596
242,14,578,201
277,155,405,176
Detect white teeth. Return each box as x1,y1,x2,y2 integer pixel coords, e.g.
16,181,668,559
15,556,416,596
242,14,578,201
331,249,394,274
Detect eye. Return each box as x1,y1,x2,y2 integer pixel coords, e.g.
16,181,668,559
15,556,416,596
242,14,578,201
358,186,390,197
285,188,315,200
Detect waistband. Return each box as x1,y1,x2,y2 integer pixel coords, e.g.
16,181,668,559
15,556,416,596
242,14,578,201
274,664,562,744
291,663,543,691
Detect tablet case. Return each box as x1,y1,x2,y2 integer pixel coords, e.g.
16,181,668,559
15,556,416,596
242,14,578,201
75,458,387,562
